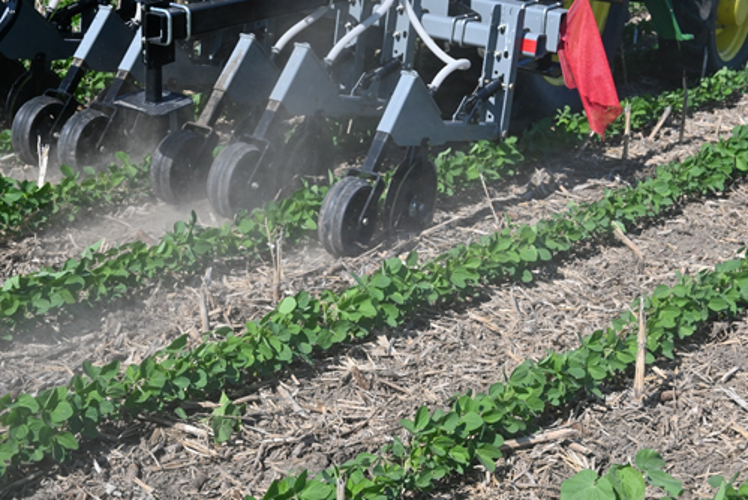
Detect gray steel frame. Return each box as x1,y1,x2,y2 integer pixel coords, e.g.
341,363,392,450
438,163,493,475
378,0,566,147
261,0,565,154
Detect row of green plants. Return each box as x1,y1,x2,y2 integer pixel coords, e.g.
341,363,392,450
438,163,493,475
3,63,747,334
0,156,149,242
560,450,748,500
250,251,748,499
0,135,524,334
1,122,747,478
0,180,327,336
522,65,748,151
234,127,748,500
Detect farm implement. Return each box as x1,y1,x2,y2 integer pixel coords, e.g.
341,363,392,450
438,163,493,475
0,0,138,125
4,0,748,259
9,0,264,168
145,0,622,256
52,1,345,174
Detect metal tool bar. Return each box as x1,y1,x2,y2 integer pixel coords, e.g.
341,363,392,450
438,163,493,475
144,0,331,45
419,0,565,52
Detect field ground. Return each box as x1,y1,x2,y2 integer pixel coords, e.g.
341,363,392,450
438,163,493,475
1,57,748,499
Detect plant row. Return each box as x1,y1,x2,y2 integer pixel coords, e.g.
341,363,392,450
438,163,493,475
0,155,149,242
251,252,748,499
521,65,748,151
3,63,746,334
0,178,328,335
1,122,747,477
0,138,526,335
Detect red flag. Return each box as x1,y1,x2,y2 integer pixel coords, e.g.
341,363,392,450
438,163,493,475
557,0,622,138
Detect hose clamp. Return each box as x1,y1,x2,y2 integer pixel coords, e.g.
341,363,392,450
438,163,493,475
150,7,173,46
170,3,191,40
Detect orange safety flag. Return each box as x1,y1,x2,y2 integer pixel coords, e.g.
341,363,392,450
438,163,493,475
557,0,622,138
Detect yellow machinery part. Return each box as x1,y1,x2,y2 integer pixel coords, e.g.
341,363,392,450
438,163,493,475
715,0,748,62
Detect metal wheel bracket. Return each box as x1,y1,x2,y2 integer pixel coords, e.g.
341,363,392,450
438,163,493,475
220,34,279,107
343,169,385,230
68,6,134,73
269,43,384,119
377,71,499,147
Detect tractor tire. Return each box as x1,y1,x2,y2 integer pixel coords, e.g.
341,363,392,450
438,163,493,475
673,0,748,72
511,0,629,132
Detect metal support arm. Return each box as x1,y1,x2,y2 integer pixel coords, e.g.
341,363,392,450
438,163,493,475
143,0,331,45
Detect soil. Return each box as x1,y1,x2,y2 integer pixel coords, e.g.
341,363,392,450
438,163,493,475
1,55,748,499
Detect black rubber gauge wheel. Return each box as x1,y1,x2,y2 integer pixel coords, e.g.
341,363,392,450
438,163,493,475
56,108,110,172
206,141,265,218
5,68,60,126
318,176,378,257
11,95,63,165
151,129,214,205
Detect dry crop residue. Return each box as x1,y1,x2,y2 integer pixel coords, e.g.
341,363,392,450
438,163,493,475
1,93,748,499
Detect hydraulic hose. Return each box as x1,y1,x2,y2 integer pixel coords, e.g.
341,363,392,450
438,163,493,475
272,5,330,56
133,1,142,25
400,0,470,90
325,0,395,65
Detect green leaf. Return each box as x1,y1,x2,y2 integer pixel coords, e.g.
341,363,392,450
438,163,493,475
99,360,121,380
50,401,74,424
519,246,538,262
414,406,430,431
299,480,334,500
357,299,377,318
475,443,502,472
210,415,236,443
448,444,470,465
634,449,666,473
645,469,683,497
560,469,616,500
459,411,484,433
164,335,188,354
708,297,729,312
54,432,79,450
278,297,297,315
608,465,645,500
369,273,391,289
13,394,40,412
60,164,75,178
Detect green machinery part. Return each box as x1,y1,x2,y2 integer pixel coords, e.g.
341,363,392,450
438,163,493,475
646,0,748,70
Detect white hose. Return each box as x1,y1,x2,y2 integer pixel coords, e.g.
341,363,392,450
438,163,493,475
272,6,330,56
325,0,395,65
431,58,469,91
400,0,470,90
